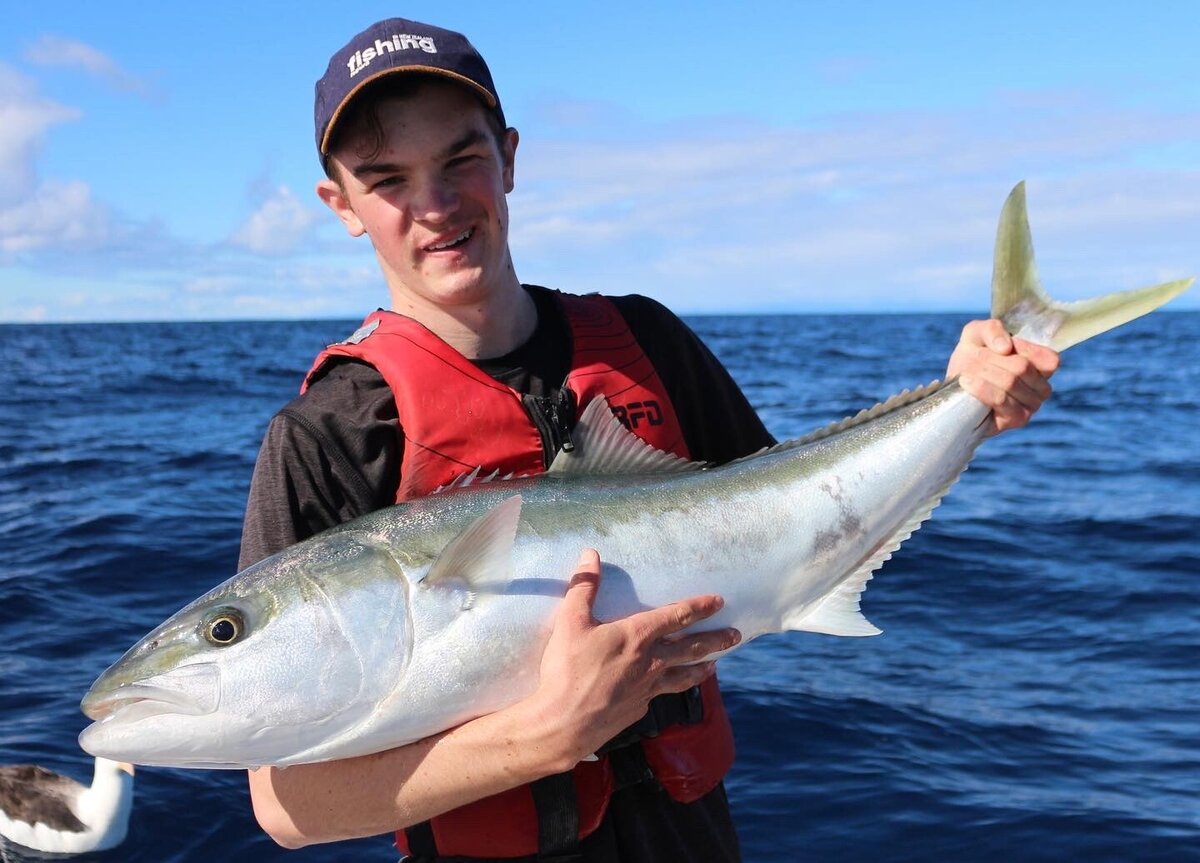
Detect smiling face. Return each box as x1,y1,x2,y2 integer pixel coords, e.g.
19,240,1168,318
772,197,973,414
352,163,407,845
318,78,522,319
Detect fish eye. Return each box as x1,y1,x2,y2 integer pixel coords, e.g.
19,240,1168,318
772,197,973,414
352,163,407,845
203,609,245,646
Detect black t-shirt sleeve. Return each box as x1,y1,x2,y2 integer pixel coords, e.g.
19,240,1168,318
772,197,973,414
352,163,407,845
611,294,776,462
237,360,399,569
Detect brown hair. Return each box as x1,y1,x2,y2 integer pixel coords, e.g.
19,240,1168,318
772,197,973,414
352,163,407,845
322,73,508,183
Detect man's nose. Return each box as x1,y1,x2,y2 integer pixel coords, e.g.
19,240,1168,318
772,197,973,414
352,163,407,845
411,176,460,223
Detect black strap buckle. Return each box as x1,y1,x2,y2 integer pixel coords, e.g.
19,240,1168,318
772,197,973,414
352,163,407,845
595,685,705,756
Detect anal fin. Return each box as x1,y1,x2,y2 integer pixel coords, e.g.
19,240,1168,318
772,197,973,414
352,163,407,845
784,470,969,637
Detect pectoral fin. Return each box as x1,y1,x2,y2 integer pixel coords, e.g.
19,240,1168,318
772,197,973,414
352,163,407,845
422,495,522,603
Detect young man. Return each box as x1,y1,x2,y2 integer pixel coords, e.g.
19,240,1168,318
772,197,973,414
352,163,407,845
240,17,1059,862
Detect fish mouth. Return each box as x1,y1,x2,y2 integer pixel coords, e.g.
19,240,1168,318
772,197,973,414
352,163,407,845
82,663,220,722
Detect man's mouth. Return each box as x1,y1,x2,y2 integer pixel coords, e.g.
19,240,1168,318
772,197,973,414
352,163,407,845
426,228,474,252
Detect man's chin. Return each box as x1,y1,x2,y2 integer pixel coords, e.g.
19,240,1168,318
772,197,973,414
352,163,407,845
387,271,516,311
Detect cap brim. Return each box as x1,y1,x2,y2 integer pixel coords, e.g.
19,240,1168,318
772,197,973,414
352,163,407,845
320,66,500,155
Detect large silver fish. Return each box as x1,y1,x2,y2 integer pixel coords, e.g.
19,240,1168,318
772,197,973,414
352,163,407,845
79,183,1192,769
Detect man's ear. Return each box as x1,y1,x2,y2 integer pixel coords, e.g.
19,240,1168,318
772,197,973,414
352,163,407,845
501,127,519,194
316,177,366,237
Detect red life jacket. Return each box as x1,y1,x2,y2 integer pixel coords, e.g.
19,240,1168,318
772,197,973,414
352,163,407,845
304,291,735,859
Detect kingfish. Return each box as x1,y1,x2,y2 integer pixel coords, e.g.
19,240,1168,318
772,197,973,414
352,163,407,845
79,184,1192,769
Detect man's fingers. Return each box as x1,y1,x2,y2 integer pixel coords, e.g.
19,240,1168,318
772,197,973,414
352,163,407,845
557,551,730,656
633,594,725,643
1013,338,1061,377
658,628,742,665
960,367,1052,433
957,323,1060,376
962,351,1052,407
658,662,717,695
960,372,1045,416
1000,356,1053,407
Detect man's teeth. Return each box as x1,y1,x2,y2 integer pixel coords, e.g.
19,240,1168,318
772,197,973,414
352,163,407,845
429,229,472,251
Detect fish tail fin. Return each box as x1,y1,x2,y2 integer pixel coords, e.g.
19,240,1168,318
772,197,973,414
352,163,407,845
991,181,1192,352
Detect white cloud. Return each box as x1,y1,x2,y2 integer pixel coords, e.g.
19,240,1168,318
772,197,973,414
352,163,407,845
0,63,80,205
0,63,124,259
6,303,47,322
166,259,384,321
229,186,322,256
508,95,1200,312
23,35,155,96
0,179,115,254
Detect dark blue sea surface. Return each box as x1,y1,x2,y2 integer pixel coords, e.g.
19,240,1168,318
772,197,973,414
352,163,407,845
1,312,1196,862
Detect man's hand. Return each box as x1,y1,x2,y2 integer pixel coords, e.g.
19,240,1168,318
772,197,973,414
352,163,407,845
527,548,740,769
947,319,1061,436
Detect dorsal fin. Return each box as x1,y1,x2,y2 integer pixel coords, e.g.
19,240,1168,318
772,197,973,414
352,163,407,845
421,496,522,605
789,380,947,447
547,396,704,477
728,379,948,466
433,466,503,494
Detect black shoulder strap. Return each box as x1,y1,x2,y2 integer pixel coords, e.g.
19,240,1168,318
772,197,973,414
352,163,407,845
404,775,583,862
530,771,582,860
403,818,438,858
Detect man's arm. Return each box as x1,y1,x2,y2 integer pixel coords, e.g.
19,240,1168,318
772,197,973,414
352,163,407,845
248,550,740,848
947,319,1061,435
238,361,400,570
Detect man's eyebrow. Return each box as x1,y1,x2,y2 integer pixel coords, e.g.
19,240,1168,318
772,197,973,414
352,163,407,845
350,130,491,180
350,161,402,179
442,129,489,158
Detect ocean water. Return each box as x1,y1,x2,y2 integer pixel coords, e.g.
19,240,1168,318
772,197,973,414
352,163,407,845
0,312,1196,862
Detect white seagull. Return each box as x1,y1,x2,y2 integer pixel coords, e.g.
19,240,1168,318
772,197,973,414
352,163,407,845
0,758,133,855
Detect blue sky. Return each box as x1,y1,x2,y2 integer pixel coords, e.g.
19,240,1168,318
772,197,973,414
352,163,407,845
2,1,1197,321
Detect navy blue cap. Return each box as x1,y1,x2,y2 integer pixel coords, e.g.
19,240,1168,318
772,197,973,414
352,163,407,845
314,18,504,159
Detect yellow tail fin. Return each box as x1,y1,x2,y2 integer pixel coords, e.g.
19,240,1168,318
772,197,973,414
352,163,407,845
990,182,1192,351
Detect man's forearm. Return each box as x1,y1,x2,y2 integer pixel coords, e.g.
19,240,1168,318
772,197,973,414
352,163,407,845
248,695,574,848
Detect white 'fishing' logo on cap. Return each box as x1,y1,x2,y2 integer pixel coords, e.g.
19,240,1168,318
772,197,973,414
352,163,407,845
347,34,438,78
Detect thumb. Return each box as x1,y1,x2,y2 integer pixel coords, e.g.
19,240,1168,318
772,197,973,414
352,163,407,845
560,548,602,624
980,319,1014,354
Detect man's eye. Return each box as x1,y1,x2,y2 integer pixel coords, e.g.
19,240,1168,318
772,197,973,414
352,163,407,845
372,176,404,191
